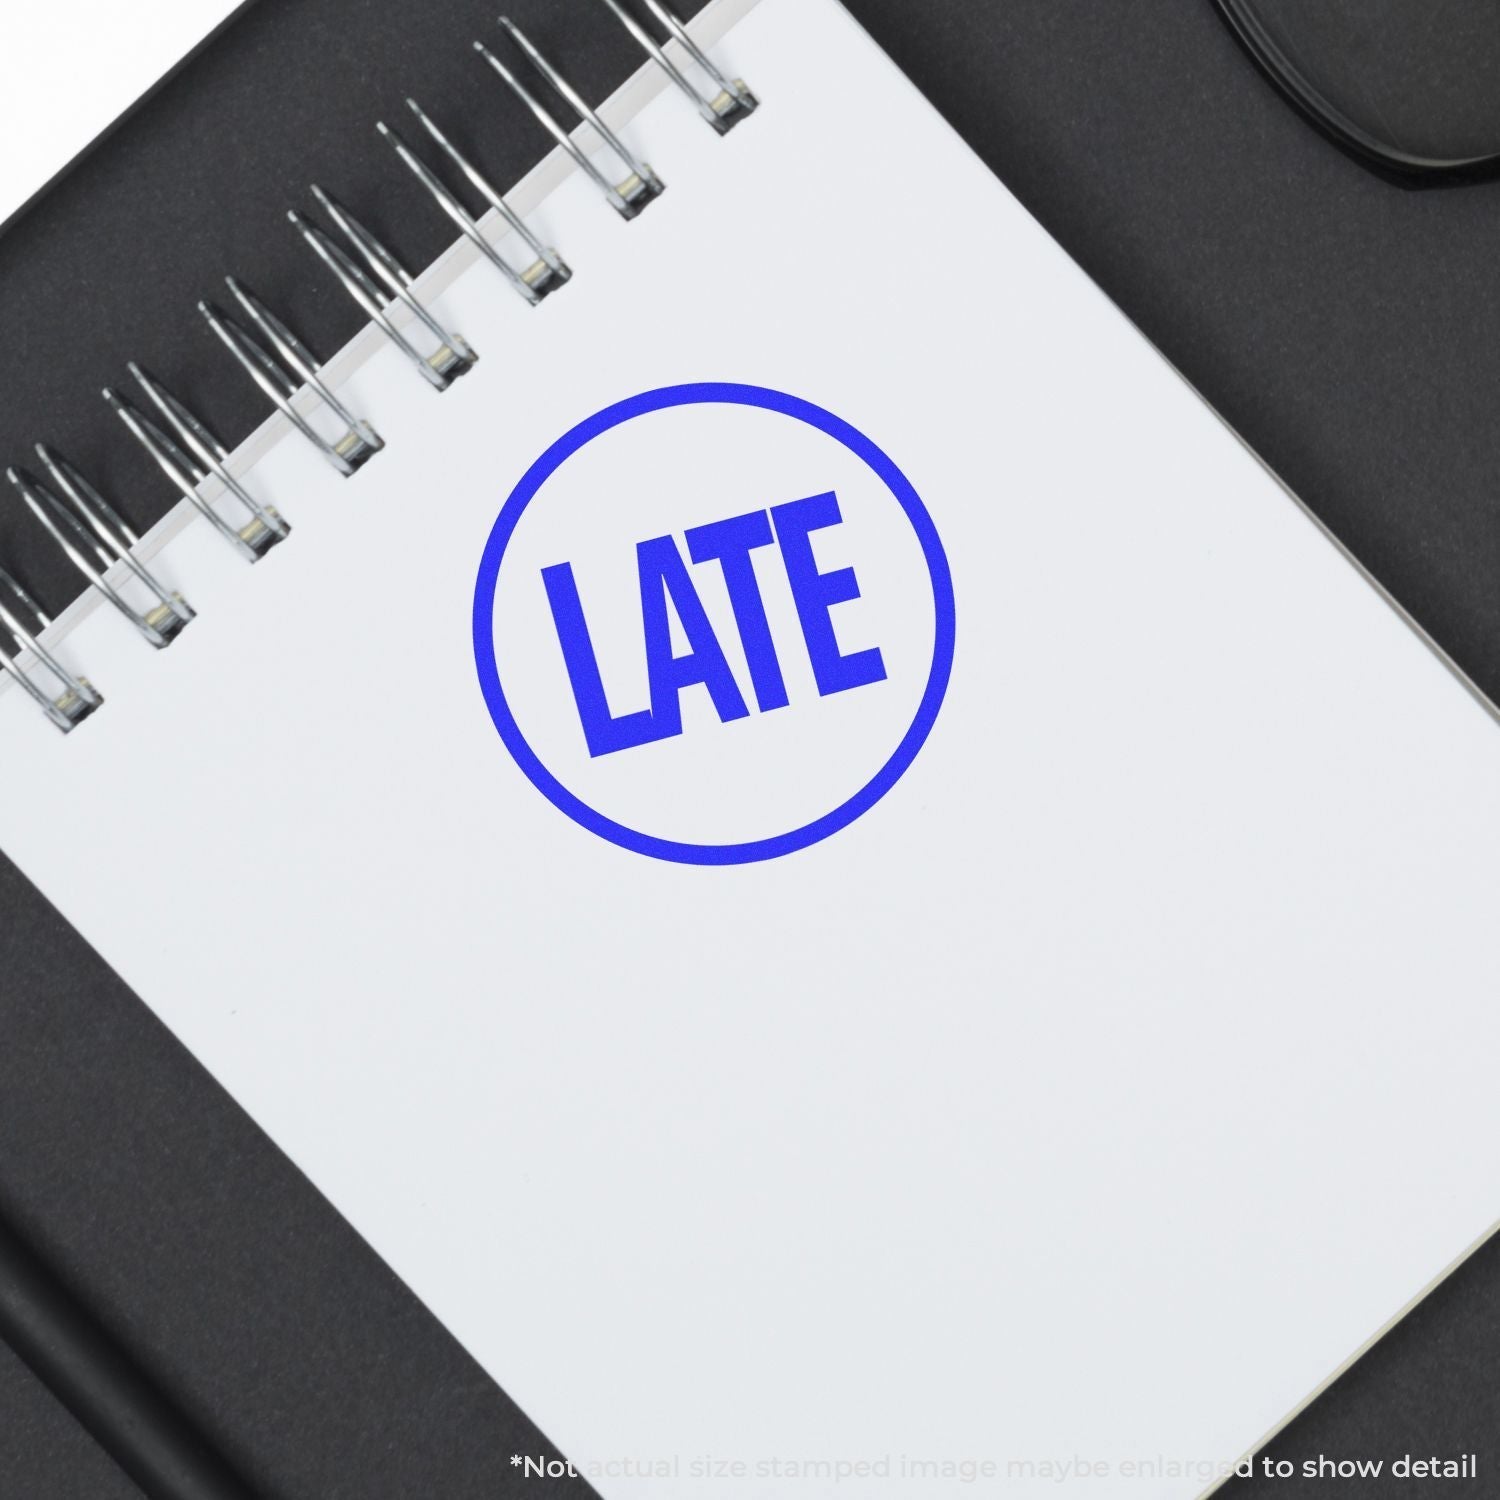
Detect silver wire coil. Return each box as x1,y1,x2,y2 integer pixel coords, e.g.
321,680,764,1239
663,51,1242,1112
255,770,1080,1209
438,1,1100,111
106,364,292,563
379,100,572,305
292,187,480,391
599,0,758,133
201,281,385,477
0,559,103,733
3,7,754,730
477,19,667,219
8,450,195,648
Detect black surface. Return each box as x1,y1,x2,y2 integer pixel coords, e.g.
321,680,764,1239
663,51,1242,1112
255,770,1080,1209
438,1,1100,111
0,1217,254,1500
1221,0,1500,168
0,1339,145,1500
1294,0,1500,156
1,0,1498,1496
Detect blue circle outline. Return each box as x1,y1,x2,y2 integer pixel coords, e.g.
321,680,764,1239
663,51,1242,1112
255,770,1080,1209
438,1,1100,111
472,382,955,866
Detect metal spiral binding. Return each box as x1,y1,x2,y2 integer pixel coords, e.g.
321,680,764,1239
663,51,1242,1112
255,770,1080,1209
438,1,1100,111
291,187,479,391
7,451,195,648
2,7,754,730
599,0,757,132
201,280,385,477
476,20,666,219
378,101,571,305
106,365,291,562
0,561,103,732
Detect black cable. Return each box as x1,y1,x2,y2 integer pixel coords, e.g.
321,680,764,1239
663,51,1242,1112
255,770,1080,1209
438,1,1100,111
0,1213,257,1500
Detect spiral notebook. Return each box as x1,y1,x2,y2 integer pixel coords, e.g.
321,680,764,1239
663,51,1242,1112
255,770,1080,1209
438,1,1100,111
2,0,1499,1495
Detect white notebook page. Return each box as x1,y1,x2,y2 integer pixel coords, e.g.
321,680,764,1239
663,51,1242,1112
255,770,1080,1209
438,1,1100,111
2,1,1499,1494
